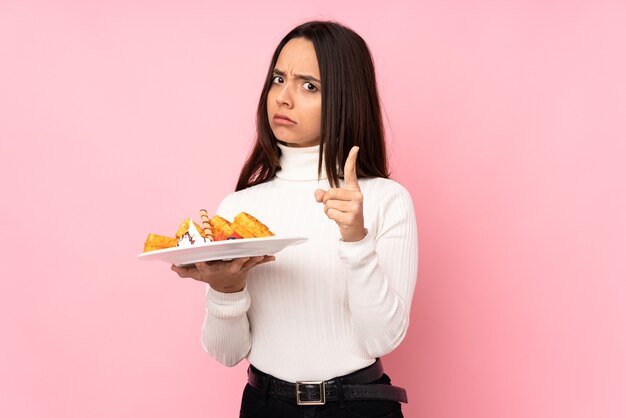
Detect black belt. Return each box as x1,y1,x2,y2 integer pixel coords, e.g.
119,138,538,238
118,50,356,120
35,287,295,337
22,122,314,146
247,359,408,405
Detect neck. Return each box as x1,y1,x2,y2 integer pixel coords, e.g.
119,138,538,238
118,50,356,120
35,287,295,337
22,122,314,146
275,142,328,181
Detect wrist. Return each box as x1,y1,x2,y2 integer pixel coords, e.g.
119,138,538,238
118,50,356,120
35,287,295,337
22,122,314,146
341,228,368,242
212,283,245,293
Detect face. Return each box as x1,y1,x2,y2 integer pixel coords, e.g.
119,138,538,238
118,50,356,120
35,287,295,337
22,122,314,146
267,37,322,148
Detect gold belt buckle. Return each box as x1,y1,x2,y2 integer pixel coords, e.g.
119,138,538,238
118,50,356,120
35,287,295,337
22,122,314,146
296,381,326,405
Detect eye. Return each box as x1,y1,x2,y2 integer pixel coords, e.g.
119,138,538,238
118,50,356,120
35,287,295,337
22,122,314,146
303,82,318,92
272,75,284,84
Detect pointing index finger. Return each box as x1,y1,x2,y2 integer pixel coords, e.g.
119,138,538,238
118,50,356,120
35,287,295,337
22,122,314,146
343,146,360,191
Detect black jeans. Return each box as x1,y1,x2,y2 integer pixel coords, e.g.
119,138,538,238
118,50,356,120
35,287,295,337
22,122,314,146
239,373,404,418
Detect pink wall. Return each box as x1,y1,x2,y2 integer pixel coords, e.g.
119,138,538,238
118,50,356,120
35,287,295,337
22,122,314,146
1,1,625,417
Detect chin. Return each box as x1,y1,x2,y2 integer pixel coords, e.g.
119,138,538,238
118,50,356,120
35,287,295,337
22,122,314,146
272,131,296,144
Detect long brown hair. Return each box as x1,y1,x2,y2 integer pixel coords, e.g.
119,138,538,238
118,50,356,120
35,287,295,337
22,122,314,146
235,21,389,191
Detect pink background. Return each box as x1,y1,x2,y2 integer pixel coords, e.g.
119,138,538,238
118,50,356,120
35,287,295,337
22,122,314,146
1,1,625,417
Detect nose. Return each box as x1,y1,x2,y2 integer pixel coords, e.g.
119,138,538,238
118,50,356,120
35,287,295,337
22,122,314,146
275,84,293,108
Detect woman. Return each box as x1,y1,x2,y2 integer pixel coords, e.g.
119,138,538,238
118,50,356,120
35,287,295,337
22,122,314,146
172,20,418,417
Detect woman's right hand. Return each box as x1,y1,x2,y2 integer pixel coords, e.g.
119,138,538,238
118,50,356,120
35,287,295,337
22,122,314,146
171,255,275,293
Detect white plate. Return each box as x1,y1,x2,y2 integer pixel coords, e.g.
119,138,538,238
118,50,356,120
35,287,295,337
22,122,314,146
137,236,308,266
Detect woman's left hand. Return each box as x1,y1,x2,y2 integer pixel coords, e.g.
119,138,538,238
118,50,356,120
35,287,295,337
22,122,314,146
314,146,367,242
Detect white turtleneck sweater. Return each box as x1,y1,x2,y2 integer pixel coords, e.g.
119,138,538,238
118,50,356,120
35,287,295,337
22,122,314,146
201,143,418,382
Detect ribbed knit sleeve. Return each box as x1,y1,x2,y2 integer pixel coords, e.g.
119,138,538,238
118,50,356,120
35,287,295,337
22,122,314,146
338,184,418,357
200,193,252,367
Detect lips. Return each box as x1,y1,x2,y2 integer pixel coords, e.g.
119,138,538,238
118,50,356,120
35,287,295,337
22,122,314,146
273,113,296,124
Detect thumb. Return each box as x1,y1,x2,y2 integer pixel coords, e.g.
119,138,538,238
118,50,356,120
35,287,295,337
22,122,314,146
343,146,360,190
314,189,326,202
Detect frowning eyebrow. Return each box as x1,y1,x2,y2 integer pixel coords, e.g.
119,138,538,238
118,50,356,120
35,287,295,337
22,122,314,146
273,68,321,84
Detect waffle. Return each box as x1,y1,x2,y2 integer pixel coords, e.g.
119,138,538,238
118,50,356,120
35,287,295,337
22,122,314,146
143,233,178,252
232,212,274,238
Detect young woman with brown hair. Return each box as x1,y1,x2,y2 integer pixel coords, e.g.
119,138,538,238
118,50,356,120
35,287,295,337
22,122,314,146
172,20,418,417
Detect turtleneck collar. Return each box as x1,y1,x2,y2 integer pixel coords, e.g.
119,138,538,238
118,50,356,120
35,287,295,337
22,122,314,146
275,142,328,181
